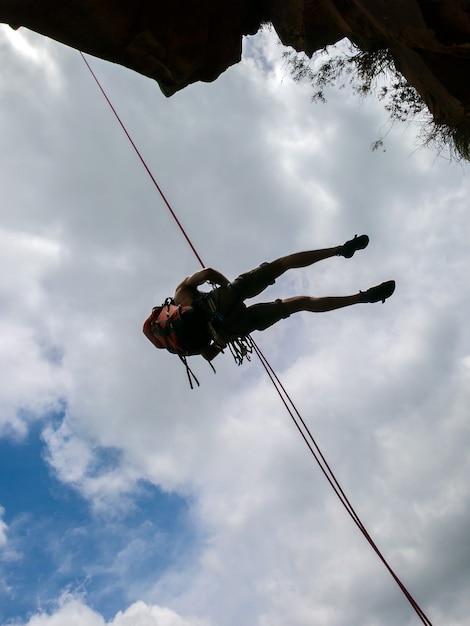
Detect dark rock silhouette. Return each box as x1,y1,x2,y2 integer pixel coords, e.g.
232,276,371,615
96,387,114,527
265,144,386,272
2,0,469,133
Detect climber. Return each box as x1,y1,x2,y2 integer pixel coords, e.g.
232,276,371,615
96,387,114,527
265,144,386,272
143,235,395,361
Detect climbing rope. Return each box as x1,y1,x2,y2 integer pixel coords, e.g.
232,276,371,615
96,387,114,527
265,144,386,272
250,338,433,625
79,52,205,269
80,52,434,626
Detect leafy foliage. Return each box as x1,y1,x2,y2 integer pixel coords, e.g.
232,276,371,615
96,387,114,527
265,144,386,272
283,42,470,161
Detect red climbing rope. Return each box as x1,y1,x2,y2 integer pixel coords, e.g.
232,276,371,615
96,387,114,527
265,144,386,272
250,339,433,625
80,52,434,626
79,52,205,269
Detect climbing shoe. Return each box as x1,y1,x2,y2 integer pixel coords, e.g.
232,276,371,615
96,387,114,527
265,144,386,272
338,234,369,258
360,280,396,303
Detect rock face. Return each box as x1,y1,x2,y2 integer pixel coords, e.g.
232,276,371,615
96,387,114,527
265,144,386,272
269,0,470,130
1,0,269,97
1,0,469,131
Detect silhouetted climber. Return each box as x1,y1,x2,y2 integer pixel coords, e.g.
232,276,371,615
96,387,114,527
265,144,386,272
143,235,395,363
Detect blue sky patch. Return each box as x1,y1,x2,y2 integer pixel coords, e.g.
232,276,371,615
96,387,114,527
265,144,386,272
0,423,196,623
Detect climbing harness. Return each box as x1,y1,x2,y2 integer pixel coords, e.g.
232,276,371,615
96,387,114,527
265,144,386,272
204,292,253,366
80,52,434,626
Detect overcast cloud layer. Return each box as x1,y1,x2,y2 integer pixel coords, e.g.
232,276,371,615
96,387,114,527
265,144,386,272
1,24,470,626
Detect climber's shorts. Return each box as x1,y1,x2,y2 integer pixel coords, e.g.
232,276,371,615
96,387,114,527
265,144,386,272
229,262,276,299
239,298,290,332
208,263,290,339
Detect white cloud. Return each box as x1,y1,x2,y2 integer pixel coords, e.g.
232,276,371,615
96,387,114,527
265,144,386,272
0,26,61,91
1,23,470,626
0,228,67,436
112,601,210,626
13,596,209,626
0,507,7,548
42,420,142,512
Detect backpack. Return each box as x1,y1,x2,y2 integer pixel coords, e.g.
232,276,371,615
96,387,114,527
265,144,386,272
143,296,253,388
142,298,193,355
143,297,211,389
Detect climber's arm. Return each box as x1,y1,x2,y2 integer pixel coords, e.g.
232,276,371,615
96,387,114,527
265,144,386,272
174,268,229,305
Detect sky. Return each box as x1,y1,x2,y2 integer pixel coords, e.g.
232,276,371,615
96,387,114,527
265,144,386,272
0,22,469,626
